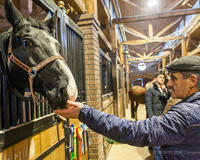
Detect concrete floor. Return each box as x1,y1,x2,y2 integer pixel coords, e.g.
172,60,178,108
107,104,154,160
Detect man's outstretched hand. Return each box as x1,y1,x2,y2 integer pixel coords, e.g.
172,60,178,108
53,100,84,119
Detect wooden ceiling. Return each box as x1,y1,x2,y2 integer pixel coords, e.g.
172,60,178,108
118,0,198,57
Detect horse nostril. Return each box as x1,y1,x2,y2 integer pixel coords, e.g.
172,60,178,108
60,87,69,100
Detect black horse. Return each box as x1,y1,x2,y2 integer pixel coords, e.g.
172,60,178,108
0,0,78,109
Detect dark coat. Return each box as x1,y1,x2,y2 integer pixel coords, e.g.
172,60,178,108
79,92,200,160
145,83,170,118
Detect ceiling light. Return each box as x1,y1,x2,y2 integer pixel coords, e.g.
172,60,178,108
138,62,146,71
147,0,158,8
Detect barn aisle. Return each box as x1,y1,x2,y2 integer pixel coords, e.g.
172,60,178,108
107,104,153,160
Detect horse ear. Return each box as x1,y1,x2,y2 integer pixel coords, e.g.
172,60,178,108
44,11,58,34
5,0,26,30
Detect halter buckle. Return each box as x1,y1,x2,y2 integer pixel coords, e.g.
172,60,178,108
28,67,37,77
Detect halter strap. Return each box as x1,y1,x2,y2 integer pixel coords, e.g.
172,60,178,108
8,34,64,102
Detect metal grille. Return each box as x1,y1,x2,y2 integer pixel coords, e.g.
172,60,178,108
57,19,85,102
99,49,113,95
0,67,51,130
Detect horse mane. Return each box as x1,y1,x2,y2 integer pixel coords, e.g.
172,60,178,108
26,17,51,33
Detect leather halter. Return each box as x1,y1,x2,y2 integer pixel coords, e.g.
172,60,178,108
7,33,64,102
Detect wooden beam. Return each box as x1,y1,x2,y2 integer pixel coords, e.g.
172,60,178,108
128,53,170,61
132,45,146,53
172,39,181,50
122,35,182,45
191,39,199,48
182,0,191,6
148,23,153,39
154,48,172,53
152,45,163,52
129,48,143,55
128,55,162,61
148,43,163,52
186,35,191,51
120,0,145,11
146,52,154,57
124,26,149,40
136,53,144,57
188,47,200,56
112,8,200,24
166,0,184,11
98,29,112,51
187,20,200,36
111,0,120,17
111,25,117,52
181,38,187,56
155,17,182,37
129,48,140,55
119,44,124,64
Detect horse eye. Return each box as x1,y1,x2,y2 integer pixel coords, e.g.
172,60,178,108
23,39,32,47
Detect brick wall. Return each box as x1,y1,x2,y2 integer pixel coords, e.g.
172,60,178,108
78,13,105,160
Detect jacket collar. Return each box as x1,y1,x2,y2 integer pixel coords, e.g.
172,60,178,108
182,91,200,103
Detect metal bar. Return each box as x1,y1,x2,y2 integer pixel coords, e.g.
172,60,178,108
30,101,34,120
0,70,2,129
64,120,70,160
25,100,30,122
2,75,9,129
16,98,23,124
10,93,17,126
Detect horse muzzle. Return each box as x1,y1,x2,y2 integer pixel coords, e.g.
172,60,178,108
46,86,77,110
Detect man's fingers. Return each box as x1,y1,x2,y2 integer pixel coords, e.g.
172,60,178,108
67,100,77,106
67,100,83,108
54,101,83,119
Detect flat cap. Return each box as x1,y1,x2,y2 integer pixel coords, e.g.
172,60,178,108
165,56,200,72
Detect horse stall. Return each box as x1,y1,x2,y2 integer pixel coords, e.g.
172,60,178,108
0,0,86,159
99,49,114,157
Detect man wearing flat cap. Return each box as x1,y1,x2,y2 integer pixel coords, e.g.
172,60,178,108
54,56,200,160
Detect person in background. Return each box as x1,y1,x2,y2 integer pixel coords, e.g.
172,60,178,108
145,72,171,118
145,72,171,159
54,56,200,160
145,77,156,90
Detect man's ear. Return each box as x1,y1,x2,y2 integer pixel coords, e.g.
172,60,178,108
189,74,198,88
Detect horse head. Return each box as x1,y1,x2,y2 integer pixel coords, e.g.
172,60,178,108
3,0,78,109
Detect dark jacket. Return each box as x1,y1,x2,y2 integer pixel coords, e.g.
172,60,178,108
79,92,200,160
145,83,170,118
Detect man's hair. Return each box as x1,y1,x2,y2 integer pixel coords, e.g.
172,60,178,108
154,71,165,78
181,72,200,89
